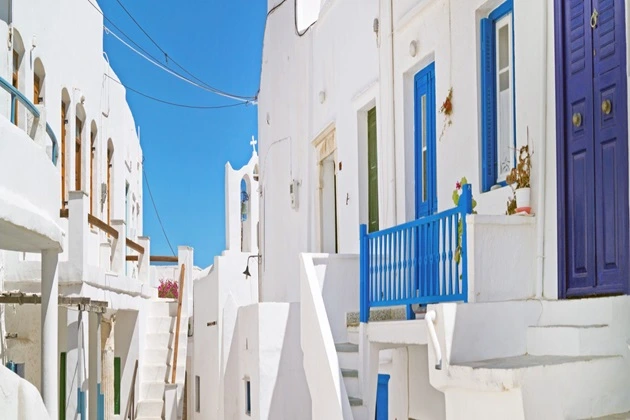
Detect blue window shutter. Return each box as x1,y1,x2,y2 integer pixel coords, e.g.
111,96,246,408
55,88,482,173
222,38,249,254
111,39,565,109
480,17,497,192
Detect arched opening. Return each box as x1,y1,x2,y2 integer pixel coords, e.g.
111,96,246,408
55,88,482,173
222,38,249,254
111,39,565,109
11,28,25,126
107,139,114,224
33,58,45,105
75,104,86,192
90,121,97,215
241,175,252,252
60,89,70,208
253,164,259,182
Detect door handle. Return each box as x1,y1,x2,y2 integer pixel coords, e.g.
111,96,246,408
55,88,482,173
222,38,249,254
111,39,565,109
602,99,612,115
591,9,599,28
572,112,582,127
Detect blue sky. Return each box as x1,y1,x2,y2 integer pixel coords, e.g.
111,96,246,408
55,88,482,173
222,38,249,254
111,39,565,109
97,0,266,267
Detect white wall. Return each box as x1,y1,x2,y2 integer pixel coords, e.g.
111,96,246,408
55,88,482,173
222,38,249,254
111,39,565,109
223,303,311,420
0,366,51,420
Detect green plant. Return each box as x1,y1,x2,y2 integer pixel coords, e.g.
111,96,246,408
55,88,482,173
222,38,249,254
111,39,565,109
452,177,477,264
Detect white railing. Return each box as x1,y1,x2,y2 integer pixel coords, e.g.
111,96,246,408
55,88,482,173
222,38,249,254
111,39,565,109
300,253,353,420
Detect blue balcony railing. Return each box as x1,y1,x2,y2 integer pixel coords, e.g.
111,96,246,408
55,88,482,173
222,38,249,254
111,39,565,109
0,76,58,165
359,184,473,322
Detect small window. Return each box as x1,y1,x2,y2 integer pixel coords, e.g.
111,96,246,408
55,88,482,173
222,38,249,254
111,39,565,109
114,357,121,415
245,379,251,416
195,375,201,412
480,0,515,191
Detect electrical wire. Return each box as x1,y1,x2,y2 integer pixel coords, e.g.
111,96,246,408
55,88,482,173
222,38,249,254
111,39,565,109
294,0,316,37
143,167,176,256
112,0,256,101
84,0,255,102
104,74,248,109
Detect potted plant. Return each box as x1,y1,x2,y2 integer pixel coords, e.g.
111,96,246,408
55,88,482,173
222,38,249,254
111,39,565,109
505,145,531,214
158,279,179,299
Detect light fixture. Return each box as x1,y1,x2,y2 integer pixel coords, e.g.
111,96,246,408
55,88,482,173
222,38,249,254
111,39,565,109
409,40,418,57
242,254,261,278
319,91,326,104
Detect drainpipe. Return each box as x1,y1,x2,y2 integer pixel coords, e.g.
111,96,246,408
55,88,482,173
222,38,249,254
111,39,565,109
389,0,397,225
535,0,548,298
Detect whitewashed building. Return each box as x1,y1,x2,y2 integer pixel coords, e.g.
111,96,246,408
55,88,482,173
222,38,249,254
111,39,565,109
191,145,312,420
255,0,630,419
0,1,194,419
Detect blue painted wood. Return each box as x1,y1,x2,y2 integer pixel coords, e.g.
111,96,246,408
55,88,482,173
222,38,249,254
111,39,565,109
556,0,629,297
414,63,437,218
376,374,390,420
0,75,58,164
358,186,473,321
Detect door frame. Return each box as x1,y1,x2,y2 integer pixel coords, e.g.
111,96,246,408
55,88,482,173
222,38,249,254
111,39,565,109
312,124,339,252
554,0,630,298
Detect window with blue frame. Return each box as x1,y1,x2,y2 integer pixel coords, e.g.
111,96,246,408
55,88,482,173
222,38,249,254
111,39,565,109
480,0,515,192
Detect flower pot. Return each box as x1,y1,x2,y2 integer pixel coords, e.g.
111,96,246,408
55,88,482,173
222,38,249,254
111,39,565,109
515,187,531,214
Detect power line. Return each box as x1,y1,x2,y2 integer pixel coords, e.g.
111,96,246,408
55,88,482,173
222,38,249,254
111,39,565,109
104,74,248,109
112,0,255,101
85,0,255,102
143,167,176,256
104,26,253,104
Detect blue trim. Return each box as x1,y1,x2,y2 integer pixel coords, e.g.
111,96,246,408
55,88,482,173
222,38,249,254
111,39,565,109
97,383,104,420
414,62,437,218
0,75,59,165
481,0,515,192
376,374,390,420
359,185,473,321
77,388,85,419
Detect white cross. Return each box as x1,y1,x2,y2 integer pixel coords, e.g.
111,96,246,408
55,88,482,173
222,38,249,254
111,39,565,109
250,136,258,153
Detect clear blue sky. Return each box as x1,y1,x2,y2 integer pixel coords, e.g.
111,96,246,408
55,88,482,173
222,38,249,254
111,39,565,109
97,0,266,267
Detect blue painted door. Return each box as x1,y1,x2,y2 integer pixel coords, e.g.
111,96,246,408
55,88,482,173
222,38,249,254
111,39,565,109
558,0,629,296
415,63,437,218
375,374,390,420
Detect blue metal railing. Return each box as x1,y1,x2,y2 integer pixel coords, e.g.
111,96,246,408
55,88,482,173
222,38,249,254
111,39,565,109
360,184,473,322
0,76,58,164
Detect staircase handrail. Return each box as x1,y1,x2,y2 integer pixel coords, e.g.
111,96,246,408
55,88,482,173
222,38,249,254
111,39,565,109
171,263,186,383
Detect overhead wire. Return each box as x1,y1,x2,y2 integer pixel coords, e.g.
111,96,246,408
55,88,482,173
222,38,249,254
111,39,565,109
112,0,255,101
84,0,255,103
143,167,176,256
104,74,248,109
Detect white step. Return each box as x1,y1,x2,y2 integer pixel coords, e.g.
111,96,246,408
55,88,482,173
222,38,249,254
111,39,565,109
143,347,173,364
147,300,178,317
342,370,360,398
136,399,164,418
351,404,368,420
347,326,359,345
538,298,615,327
527,325,613,356
140,381,165,400
142,364,168,382
147,316,175,333
336,343,359,370
146,331,187,349
585,412,630,419
447,355,630,419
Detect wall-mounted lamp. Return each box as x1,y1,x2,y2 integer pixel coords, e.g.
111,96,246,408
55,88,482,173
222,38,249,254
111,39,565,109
319,91,326,104
31,35,37,50
409,40,418,57
242,254,261,278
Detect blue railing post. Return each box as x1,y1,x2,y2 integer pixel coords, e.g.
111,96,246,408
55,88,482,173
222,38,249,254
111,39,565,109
459,184,473,302
359,224,369,323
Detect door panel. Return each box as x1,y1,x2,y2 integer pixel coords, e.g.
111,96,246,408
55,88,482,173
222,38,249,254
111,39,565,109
564,0,597,292
594,66,629,288
414,63,436,218
559,0,629,296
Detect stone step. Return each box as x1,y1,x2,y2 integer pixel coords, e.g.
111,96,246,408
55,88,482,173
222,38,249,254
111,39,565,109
351,404,368,420
336,342,359,370
348,397,363,407
584,411,630,419
346,308,407,327
147,300,178,317
147,316,175,333
143,347,172,364
342,374,360,398
341,368,358,378
136,399,164,418
527,324,614,356
139,381,165,400
145,331,187,349
537,298,616,327
347,326,359,345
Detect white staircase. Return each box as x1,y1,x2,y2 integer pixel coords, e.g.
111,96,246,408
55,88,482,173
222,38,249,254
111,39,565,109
336,342,368,419
136,300,188,420
438,299,630,420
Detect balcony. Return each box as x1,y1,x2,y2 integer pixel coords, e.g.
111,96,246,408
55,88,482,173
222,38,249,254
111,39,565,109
359,185,474,322
0,76,62,252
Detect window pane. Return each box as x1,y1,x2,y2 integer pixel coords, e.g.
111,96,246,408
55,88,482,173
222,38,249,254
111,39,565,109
498,23,509,69
421,95,427,201
499,71,510,91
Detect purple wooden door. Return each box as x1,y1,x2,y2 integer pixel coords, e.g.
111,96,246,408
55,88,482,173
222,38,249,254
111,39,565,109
558,0,629,297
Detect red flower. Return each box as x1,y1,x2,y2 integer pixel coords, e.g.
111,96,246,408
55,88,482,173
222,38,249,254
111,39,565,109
455,181,461,190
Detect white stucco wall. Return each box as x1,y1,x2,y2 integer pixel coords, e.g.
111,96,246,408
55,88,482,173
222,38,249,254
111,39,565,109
223,302,311,420
0,366,50,420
